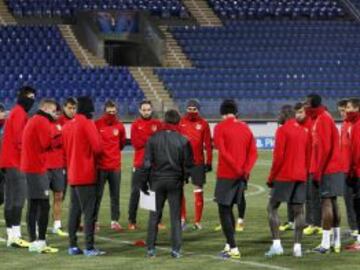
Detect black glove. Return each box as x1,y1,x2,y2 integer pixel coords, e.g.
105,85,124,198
346,177,357,188
313,180,319,188
244,180,248,190
205,164,212,173
267,182,273,188
140,182,150,195
184,173,190,184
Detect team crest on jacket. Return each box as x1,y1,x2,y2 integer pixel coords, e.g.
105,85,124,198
196,124,202,130
151,125,157,132
113,129,119,136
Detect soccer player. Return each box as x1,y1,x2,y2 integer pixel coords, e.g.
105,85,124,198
58,97,77,214
306,94,343,254
214,99,257,259
21,99,61,253
338,99,358,236
265,105,310,258
179,99,212,230
299,102,323,236
128,100,162,230
46,103,68,237
62,96,104,256
344,98,360,251
279,102,317,234
95,100,126,232
141,110,193,258
0,86,36,248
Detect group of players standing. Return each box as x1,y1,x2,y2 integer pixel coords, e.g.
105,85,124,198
0,87,213,256
0,86,359,260
265,94,360,259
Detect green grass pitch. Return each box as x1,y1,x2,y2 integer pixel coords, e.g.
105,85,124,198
0,151,359,270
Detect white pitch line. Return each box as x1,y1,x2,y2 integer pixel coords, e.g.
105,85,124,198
95,234,292,270
246,183,266,197
205,182,266,202
0,220,291,270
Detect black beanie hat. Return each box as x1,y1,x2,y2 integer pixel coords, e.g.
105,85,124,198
77,96,94,119
220,99,238,115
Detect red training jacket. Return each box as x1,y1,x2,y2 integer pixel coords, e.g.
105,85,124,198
21,112,61,174
46,119,65,169
95,115,126,171
131,117,162,169
300,116,313,171
0,105,28,169
309,106,342,181
349,113,360,178
179,114,212,166
58,114,73,126
268,119,311,184
340,120,352,174
62,114,102,186
214,116,257,180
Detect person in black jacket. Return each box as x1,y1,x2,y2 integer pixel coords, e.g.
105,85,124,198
140,109,193,259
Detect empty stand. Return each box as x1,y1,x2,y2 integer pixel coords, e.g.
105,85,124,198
0,26,144,115
6,0,189,18
156,20,360,117
207,0,346,19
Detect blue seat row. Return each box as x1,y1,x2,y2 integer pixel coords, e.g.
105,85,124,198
6,0,189,18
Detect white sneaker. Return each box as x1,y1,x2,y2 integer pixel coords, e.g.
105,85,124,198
6,237,14,247
293,247,302,257
265,245,284,258
29,241,40,252
29,241,58,254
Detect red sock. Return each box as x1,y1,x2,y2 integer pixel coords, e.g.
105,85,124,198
181,194,187,222
194,190,204,224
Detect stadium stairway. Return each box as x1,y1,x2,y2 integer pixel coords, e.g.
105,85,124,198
58,24,107,68
0,0,15,25
129,67,178,112
182,0,222,26
159,25,192,68
342,0,360,20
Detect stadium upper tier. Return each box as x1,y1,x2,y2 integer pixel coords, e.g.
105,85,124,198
207,0,346,19
5,0,188,18
0,26,144,115
156,20,360,117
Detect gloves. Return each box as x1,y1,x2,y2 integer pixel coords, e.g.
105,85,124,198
266,182,273,188
313,180,319,188
346,177,357,188
184,173,190,184
205,164,212,173
140,182,150,195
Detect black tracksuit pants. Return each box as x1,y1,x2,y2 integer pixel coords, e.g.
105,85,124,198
147,181,182,252
95,170,121,222
68,185,97,250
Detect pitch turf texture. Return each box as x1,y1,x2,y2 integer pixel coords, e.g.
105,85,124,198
0,151,358,270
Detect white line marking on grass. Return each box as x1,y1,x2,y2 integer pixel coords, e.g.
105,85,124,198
95,235,291,270
246,183,266,197
0,220,291,270
205,183,266,202
255,160,272,166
